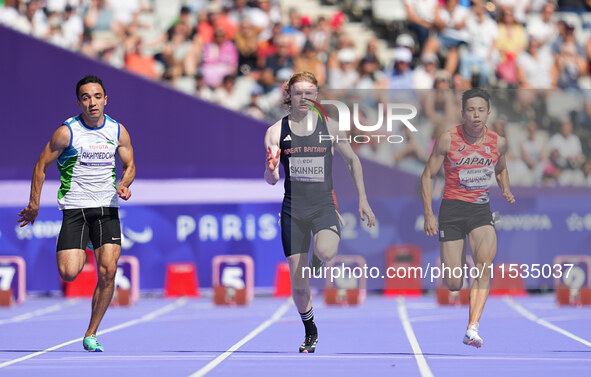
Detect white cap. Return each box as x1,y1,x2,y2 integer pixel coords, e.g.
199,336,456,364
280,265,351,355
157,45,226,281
337,48,357,63
396,33,415,49
393,47,412,63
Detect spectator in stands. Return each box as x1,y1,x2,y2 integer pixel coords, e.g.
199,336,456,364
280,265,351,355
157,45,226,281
424,0,470,75
257,22,282,60
248,0,280,42
168,6,194,39
357,55,388,90
201,27,239,88
552,20,584,56
292,15,312,53
388,47,414,89
544,118,587,186
23,0,48,38
328,48,359,89
578,159,591,186
404,0,437,50
327,11,347,51
282,7,301,34
84,0,117,51
309,16,331,59
413,52,439,89
235,19,260,75
46,11,67,49
294,41,326,87
212,3,238,41
364,37,383,68
556,42,586,90
194,71,216,102
194,6,215,44
124,36,158,79
495,6,527,86
423,70,458,141
526,2,557,52
0,0,18,29
242,84,266,120
520,120,548,185
490,117,531,186
80,28,98,58
393,126,429,175
281,8,305,48
460,3,498,87
517,37,556,89
160,23,194,82
214,74,242,110
107,0,140,43
516,37,556,116
62,4,84,50
549,119,585,170
265,34,294,75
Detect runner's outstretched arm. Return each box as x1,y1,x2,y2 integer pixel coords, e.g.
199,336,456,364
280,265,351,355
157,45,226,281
421,132,450,236
264,121,281,185
18,126,70,227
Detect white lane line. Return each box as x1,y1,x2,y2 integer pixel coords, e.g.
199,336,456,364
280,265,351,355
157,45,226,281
188,298,293,377
0,298,187,369
0,300,79,325
504,297,591,348
397,297,435,377
12,354,591,362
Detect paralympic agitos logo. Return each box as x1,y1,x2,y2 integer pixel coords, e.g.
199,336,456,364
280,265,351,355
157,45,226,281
304,99,418,144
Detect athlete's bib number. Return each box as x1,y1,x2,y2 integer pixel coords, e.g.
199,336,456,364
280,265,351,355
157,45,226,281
80,143,116,167
289,157,325,182
459,167,494,190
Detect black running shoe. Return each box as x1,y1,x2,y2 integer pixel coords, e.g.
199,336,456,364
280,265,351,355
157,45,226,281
299,333,318,353
309,253,325,277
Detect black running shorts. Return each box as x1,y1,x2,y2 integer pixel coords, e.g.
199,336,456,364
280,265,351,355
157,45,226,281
57,207,121,251
280,195,341,257
438,199,494,242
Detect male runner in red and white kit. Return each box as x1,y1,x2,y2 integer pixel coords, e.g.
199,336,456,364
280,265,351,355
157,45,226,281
421,88,515,348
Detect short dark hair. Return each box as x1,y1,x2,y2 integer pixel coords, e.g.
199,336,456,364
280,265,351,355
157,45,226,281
76,75,106,99
462,88,490,111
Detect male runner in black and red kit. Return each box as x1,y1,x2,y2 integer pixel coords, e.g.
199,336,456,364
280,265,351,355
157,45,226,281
264,71,375,353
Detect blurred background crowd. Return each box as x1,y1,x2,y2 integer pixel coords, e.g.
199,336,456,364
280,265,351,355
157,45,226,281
2,0,591,187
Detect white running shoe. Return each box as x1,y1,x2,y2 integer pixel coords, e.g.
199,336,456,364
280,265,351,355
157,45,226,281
463,323,483,348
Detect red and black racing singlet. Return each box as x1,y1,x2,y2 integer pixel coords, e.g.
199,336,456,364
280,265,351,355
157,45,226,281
279,116,334,197
443,125,499,204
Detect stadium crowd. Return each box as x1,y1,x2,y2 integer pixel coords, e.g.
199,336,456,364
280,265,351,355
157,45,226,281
2,0,591,186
